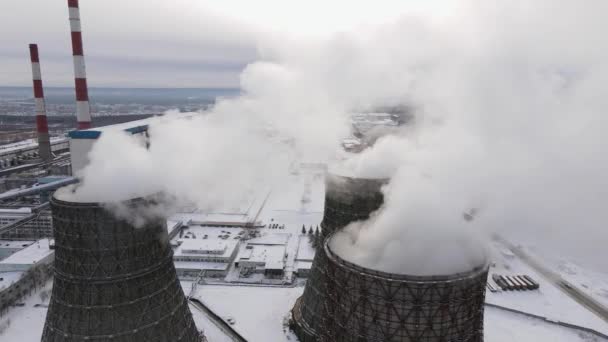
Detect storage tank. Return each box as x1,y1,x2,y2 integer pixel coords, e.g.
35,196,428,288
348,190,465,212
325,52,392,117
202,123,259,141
41,191,204,341
290,172,387,342
319,232,490,342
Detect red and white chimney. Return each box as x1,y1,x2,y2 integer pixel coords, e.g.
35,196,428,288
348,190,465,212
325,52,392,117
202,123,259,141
67,0,92,130
29,44,53,161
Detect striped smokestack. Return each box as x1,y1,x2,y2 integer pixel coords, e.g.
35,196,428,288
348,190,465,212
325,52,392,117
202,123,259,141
67,0,92,129
29,44,53,161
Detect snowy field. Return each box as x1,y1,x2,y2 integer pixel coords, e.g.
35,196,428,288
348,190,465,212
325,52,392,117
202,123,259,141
526,248,608,310
193,284,607,342
488,242,608,335
1,280,606,342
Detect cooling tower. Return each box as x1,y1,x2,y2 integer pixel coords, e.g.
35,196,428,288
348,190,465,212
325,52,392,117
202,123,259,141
319,234,490,342
291,173,387,342
41,193,204,342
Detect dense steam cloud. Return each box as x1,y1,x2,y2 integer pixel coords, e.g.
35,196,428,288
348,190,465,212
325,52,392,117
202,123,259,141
67,0,608,272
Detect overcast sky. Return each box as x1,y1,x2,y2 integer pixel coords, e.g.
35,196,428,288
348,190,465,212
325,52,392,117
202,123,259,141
0,0,449,88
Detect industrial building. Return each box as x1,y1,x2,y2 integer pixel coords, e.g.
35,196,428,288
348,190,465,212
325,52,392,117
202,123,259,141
0,207,53,239
41,193,204,342
291,173,387,342
235,234,290,279
173,239,240,279
0,239,53,273
320,234,490,342
0,239,54,315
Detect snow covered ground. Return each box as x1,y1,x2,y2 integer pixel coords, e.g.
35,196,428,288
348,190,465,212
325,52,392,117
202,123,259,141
2,279,607,342
485,306,604,342
487,241,608,335
192,283,608,342
525,248,608,310
0,279,51,341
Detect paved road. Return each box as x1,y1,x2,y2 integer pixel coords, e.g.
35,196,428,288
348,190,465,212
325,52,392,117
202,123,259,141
189,298,248,342
495,235,608,325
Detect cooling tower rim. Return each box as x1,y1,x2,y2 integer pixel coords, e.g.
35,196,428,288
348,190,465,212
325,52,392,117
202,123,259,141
51,186,161,208
324,234,490,283
326,169,390,183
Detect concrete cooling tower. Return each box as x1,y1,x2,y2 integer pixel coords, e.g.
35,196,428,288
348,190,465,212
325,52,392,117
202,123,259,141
319,233,490,342
291,173,387,342
41,192,204,341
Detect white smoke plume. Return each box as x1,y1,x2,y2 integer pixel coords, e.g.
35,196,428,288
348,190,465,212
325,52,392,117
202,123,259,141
63,0,608,272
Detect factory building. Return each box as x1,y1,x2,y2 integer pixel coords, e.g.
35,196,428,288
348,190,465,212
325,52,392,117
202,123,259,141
173,239,240,279
320,234,490,342
291,173,387,342
0,238,53,273
0,207,53,240
235,234,290,279
41,193,204,342
294,236,315,278
0,239,54,314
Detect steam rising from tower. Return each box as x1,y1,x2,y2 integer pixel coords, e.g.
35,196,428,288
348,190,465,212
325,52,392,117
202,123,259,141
28,44,52,161
67,0,92,129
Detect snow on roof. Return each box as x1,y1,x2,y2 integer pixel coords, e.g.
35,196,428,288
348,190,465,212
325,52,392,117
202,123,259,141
239,245,286,270
0,240,35,249
0,137,67,154
68,112,195,140
175,239,238,258
0,271,25,291
296,238,315,262
0,207,32,215
0,239,52,265
173,261,229,271
295,261,313,271
248,233,290,246
166,220,183,234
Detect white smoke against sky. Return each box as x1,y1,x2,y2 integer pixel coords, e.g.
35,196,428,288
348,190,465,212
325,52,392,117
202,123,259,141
330,0,608,273
62,0,608,271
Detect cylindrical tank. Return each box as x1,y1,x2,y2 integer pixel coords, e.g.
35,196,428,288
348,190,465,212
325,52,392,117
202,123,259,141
319,234,490,342
41,193,203,342
291,172,388,342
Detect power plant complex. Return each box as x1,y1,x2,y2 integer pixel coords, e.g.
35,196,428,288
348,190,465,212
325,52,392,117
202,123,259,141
4,0,581,341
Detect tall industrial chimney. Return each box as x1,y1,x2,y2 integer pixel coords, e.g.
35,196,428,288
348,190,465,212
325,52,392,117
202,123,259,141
67,0,92,130
290,172,388,342
28,44,52,161
42,192,205,341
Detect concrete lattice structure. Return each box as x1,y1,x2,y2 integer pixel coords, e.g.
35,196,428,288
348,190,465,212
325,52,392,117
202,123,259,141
67,0,92,129
28,44,52,161
320,235,490,342
291,173,387,342
41,194,204,341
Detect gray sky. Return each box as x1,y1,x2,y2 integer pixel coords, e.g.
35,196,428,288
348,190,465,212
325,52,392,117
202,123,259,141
0,0,447,88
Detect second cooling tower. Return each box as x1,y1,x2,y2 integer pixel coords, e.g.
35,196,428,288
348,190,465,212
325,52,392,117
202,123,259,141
291,173,387,342
321,233,489,342
41,192,204,341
